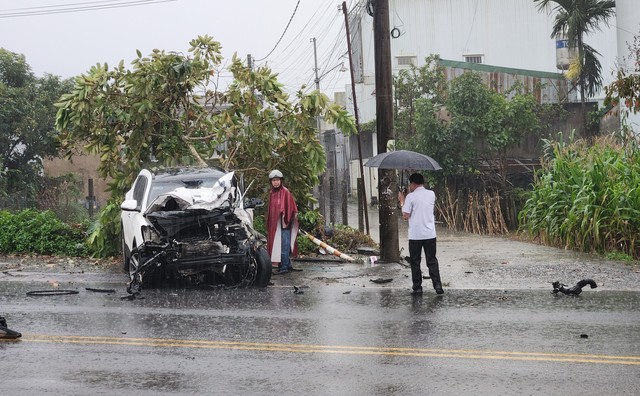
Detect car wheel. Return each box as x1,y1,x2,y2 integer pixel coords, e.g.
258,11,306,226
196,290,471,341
128,247,142,282
121,229,130,272
129,247,162,289
253,246,272,288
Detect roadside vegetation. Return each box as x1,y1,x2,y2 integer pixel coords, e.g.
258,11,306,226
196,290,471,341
393,55,566,232
2,26,640,262
54,35,356,257
519,133,640,260
0,209,87,256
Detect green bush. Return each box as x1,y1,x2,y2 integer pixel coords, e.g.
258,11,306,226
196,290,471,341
296,232,317,255
252,213,266,235
327,224,378,253
519,135,640,259
0,209,88,256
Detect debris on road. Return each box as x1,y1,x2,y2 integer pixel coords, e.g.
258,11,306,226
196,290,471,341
85,287,116,293
370,278,393,284
552,279,597,295
26,289,79,296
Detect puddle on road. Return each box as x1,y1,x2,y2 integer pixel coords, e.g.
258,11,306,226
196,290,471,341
67,369,197,392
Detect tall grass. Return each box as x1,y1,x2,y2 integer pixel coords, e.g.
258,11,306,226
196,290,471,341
519,134,640,258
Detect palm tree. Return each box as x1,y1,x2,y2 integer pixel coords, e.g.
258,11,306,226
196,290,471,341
534,0,615,105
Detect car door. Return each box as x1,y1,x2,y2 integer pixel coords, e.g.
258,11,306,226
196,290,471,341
121,170,154,255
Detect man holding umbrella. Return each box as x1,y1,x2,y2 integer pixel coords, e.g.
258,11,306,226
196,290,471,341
398,172,444,295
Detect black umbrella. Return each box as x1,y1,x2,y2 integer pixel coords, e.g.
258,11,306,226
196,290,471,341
364,150,442,170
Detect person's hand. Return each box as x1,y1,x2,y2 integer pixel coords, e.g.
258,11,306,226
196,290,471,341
398,191,405,206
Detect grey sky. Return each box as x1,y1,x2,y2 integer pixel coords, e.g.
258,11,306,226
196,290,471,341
0,0,353,96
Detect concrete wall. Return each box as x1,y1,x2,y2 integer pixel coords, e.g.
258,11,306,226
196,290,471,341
43,155,111,208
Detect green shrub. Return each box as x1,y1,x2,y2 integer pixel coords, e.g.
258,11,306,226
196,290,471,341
296,232,317,255
605,252,635,264
297,210,323,233
86,201,122,257
327,224,377,253
297,223,378,256
519,135,640,259
0,209,88,256
253,213,266,235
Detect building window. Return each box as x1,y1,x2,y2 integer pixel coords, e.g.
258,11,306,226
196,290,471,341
397,56,417,67
464,55,483,64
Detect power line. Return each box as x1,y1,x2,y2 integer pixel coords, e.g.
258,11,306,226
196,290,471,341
255,0,301,62
0,0,176,18
262,1,351,96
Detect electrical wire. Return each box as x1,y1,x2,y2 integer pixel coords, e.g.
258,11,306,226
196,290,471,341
255,0,301,62
0,0,176,18
256,1,346,96
463,0,480,52
287,3,354,95
265,2,336,77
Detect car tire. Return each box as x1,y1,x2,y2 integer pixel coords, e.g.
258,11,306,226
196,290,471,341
121,228,130,272
129,247,162,289
253,246,272,288
128,247,142,282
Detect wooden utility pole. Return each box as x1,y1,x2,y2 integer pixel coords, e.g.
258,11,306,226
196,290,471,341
373,0,399,262
342,1,369,235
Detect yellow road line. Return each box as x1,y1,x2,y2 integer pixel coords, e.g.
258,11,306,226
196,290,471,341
15,334,640,366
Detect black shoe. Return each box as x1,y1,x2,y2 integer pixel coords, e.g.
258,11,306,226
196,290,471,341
0,325,22,339
410,288,423,296
273,269,290,275
435,287,444,295
289,267,303,272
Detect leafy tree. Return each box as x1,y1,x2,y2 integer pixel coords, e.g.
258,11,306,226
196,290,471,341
534,0,615,102
393,55,447,142
55,35,356,256
407,70,548,229
605,32,640,117
409,72,541,178
0,48,72,201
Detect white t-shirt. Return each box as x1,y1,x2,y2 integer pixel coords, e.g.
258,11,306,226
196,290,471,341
401,185,437,240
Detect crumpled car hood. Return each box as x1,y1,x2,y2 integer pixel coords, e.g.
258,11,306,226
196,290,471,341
143,171,256,239
145,171,237,214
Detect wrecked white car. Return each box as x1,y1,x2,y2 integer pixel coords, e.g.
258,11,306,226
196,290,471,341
120,167,271,293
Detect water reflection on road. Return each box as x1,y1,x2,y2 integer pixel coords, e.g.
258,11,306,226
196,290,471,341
1,281,639,394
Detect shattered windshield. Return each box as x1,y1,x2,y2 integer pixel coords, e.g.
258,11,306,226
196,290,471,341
144,172,238,214
148,177,220,206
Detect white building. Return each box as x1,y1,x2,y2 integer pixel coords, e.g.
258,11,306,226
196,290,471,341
342,0,639,197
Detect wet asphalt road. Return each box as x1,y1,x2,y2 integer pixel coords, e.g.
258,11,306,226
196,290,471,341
1,277,639,395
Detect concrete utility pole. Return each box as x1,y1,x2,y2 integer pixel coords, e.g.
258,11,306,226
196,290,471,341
342,1,370,236
373,0,399,262
311,38,323,136
311,37,326,220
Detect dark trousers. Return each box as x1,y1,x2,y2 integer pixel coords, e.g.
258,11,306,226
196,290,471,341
409,238,442,291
